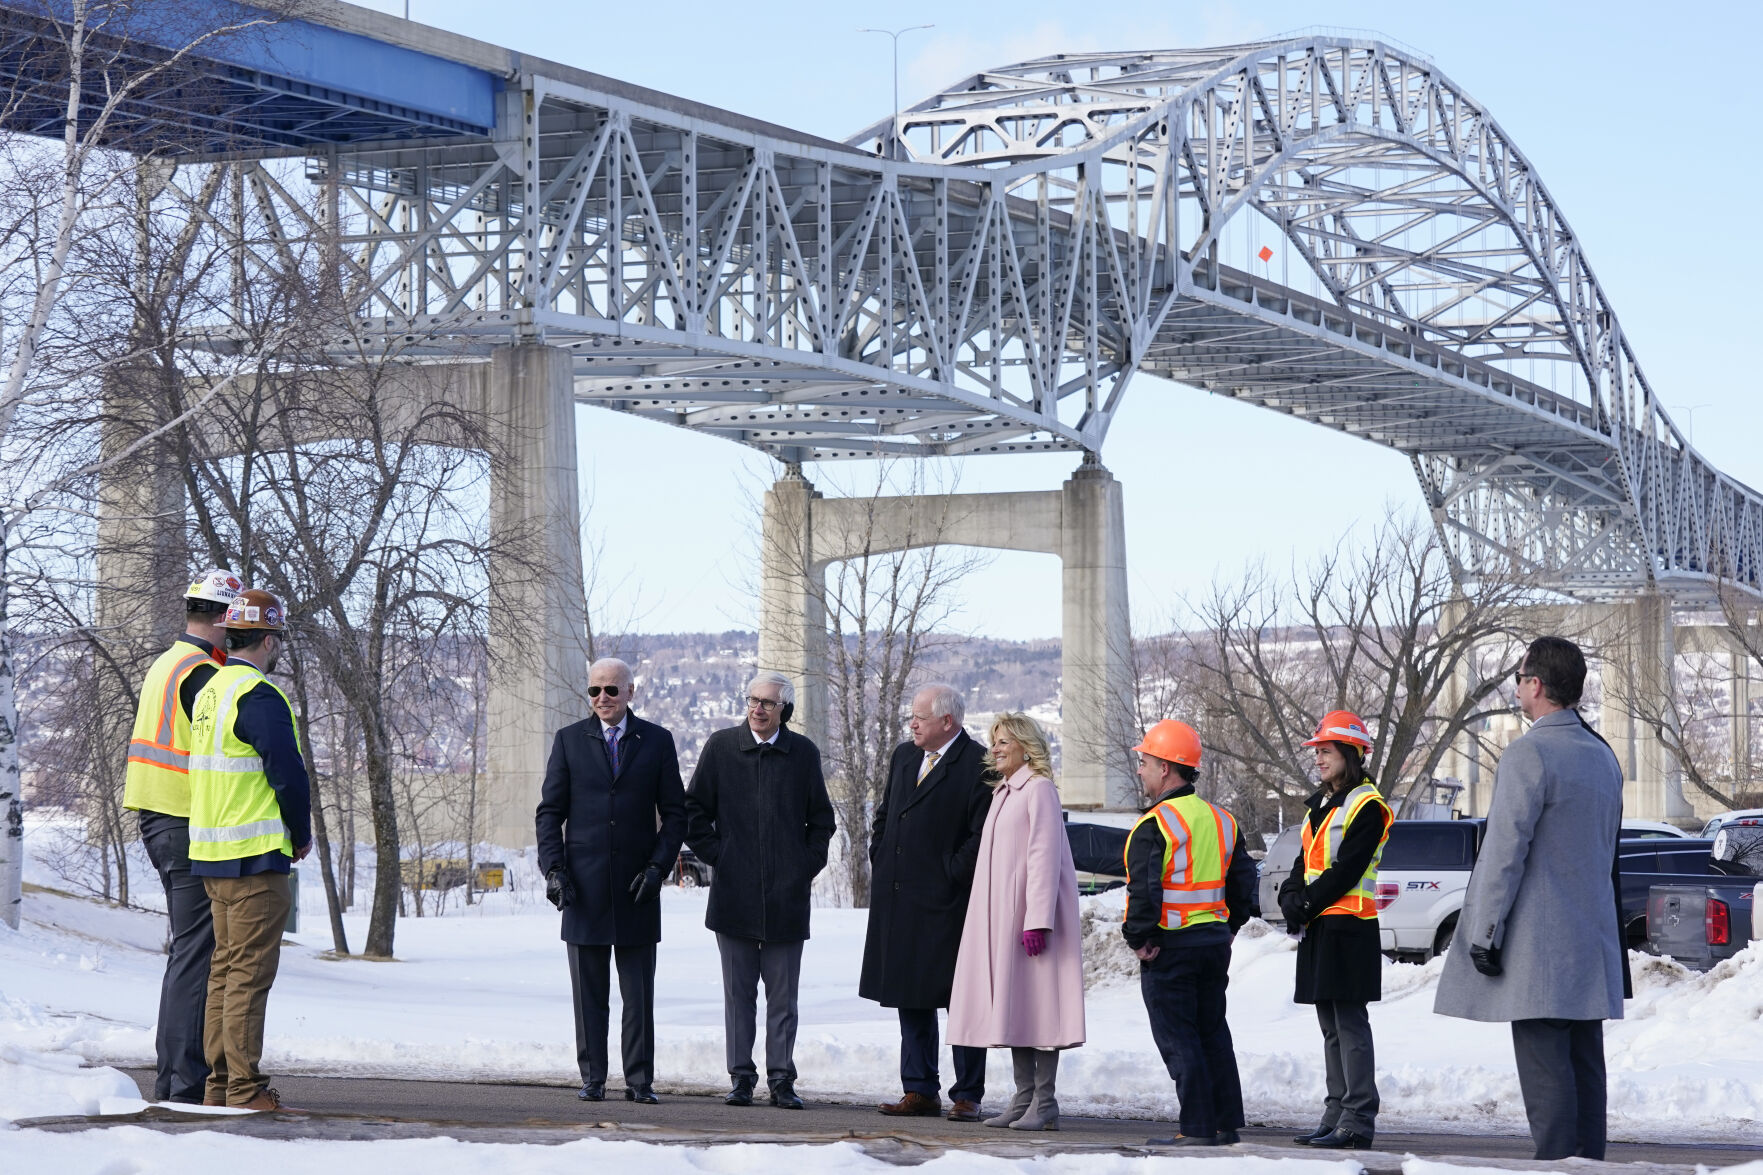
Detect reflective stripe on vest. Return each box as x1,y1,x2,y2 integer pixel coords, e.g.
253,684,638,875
187,663,295,863
1301,781,1392,919
122,643,220,816
1126,792,1238,931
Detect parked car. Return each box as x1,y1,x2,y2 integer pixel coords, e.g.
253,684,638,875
1621,820,1694,839
1065,820,1129,896
674,848,711,888
1699,809,1763,838
1617,838,1718,948
1646,826,1763,970
1259,818,1484,962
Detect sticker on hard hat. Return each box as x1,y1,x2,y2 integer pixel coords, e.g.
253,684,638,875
244,606,261,622
223,574,241,592
264,606,281,626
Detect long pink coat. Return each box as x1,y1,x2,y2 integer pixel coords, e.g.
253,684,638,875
946,767,1085,1049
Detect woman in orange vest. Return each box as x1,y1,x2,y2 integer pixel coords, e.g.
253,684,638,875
1276,711,1393,1151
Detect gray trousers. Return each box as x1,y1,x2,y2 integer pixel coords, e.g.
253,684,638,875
715,933,803,1085
567,943,656,1087
1315,1000,1379,1136
142,818,214,1103
1511,1018,1606,1160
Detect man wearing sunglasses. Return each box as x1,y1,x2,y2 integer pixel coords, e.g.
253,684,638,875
536,657,687,1105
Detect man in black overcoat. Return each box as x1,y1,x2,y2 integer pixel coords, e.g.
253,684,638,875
860,682,991,1121
685,670,836,1110
535,656,686,1105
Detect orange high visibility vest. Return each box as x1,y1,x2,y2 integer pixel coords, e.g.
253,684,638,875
1301,781,1392,919
122,640,223,817
1125,791,1238,931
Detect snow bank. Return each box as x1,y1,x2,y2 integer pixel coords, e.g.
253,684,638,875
0,1040,143,1122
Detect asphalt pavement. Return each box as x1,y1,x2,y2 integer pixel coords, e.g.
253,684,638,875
17,1070,1737,1172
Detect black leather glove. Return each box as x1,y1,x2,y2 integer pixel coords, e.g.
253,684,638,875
1470,942,1503,977
628,864,665,904
1278,890,1308,930
545,867,576,911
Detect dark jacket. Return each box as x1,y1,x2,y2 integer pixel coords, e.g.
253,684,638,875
1121,783,1255,952
1280,782,1392,1005
685,723,836,943
534,711,687,946
858,729,990,1009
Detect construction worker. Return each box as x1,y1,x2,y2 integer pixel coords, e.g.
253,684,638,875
122,568,242,1104
187,589,311,1110
1278,710,1393,1150
1124,720,1256,1147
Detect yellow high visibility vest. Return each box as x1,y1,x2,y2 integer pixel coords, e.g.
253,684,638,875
1302,781,1392,919
122,640,223,817
187,663,296,863
1125,791,1238,931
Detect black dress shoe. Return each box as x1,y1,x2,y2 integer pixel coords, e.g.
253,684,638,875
768,1081,804,1110
1217,1129,1241,1145
577,1081,605,1102
1147,1134,1217,1146
725,1079,755,1106
625,1085,659,1105
1293,1123,1331,1144
1306,1128,1373,1149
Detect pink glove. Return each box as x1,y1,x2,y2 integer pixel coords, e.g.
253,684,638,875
1021,929,1047,957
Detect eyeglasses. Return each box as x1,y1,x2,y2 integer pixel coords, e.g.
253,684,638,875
1512,671,1537,686
747,696,782,711
587,685,622,698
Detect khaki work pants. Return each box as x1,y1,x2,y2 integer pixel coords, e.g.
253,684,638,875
201,872,292,1105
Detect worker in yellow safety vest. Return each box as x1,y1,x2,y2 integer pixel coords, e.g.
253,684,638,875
188,588,311,1111
123,568,241,1104
1122,720,1255,1148
1277,710,1394,1151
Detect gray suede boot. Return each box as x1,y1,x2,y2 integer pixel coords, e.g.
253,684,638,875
1008,1050,1060,1131
985,1049,1036,1128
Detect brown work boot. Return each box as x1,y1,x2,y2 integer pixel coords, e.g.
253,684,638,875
235,1087,284,1112
878,1091,941,1117
946,1099,981,1122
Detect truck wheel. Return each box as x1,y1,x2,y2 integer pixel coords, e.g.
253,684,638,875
1431,915,1459,961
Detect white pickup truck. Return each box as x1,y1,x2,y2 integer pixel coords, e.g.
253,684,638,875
1259,819,1484,962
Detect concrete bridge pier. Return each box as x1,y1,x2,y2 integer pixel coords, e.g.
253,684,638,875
1590,594,1689,823
484,343,590,848
758,458,1134,809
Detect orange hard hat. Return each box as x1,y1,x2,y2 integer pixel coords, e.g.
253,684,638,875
1303,710,1373,752
219,589,288,632
1134,719,1202,768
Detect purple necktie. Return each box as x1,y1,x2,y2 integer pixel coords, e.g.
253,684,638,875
606,726,620,775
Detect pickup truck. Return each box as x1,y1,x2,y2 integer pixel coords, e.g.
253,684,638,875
1646,827,1763,970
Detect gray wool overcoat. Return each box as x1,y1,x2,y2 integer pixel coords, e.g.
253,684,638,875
1434,709,1627,1023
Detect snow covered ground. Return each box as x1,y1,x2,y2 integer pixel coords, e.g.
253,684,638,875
3,818,1763,1153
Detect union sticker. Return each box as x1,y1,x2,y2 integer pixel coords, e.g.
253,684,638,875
244,606,261,622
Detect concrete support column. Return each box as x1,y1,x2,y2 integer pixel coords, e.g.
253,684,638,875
1057,462,1132,810
758,466,828,750
1732,650,1753,797
485,343,589,849
1597,594,1683,821
95,400,187,659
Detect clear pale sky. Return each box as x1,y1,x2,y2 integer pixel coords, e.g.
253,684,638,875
359,0,1763,639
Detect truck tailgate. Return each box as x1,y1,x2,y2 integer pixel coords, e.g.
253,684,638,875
1648,886,1715,965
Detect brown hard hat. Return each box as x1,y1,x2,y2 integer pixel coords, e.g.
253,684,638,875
219,589,288,631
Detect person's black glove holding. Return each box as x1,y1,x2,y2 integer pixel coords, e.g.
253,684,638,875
545,866,577,911
628,864,665,904
1469,942,1503,976
1278,889,1309,932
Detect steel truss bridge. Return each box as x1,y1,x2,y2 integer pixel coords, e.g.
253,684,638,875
2,0,1758,602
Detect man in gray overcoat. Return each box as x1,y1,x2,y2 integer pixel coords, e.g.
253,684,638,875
1434,635,1631,1161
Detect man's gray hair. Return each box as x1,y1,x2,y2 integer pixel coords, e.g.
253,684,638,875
918,682,964,726
748,669,796,706
589,656,634,686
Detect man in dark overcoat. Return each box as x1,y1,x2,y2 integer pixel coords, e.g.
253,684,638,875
860,682,991,1121
1435,636,1631,1161
685,669,836,1110
535,656,686,1105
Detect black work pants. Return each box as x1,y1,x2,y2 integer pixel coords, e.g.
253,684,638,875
897,1007,986,1103
567,943,657,1087
1315,999,1378,1137
142,818,214,1103
716,934,803,1086
1511,1017,1607,1160
1139,941,1244,1139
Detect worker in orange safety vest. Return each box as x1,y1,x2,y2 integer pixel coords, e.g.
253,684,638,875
1123,719,1256,1148
1277,710,1394,1150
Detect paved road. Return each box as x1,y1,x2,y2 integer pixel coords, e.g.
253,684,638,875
40,1070,1744,1171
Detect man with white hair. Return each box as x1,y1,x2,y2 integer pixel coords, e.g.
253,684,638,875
536,656,686,1105
861,682,991,1121
685,669,836,1110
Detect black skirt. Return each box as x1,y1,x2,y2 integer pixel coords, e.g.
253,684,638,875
1292,914,1383,1004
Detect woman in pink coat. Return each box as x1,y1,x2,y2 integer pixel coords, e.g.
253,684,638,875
947,712,1084,1130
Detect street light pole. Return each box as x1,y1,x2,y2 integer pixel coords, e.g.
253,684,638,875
859,24,933,161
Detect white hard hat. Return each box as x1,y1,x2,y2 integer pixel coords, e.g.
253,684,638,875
186,568,244,605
